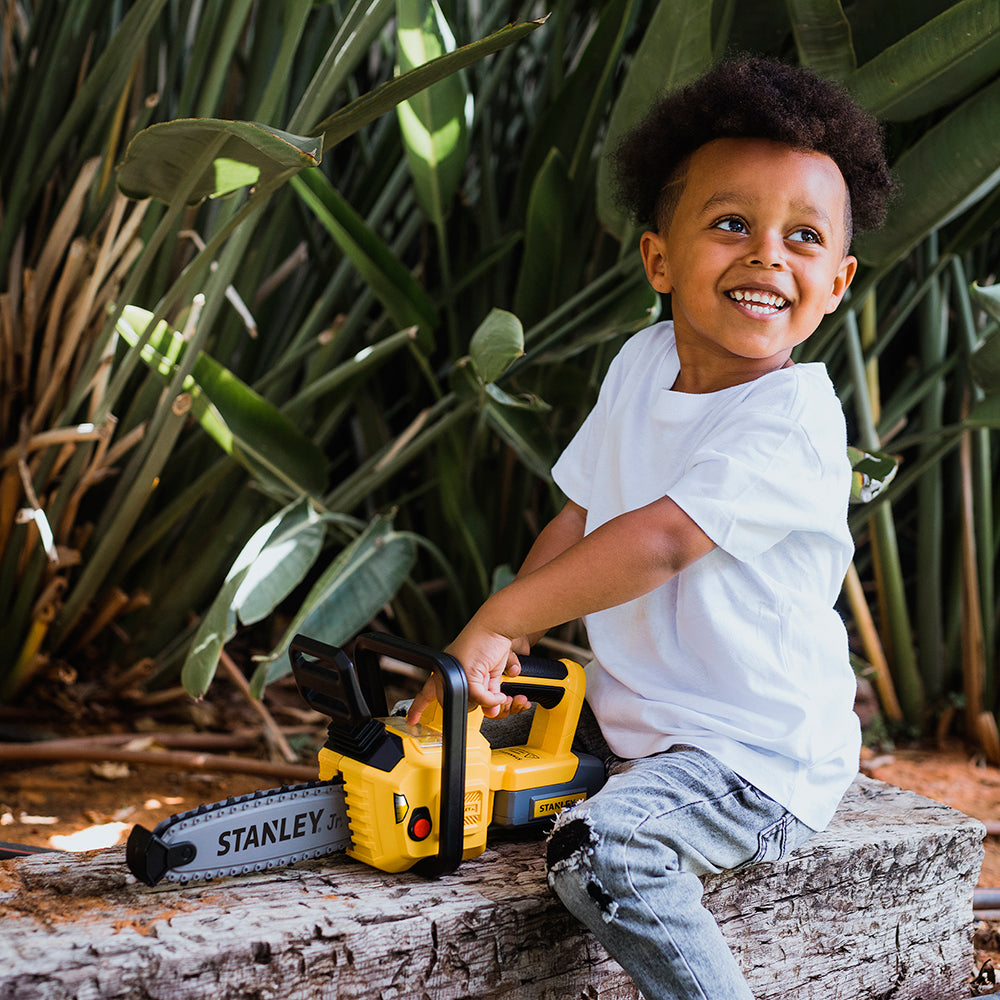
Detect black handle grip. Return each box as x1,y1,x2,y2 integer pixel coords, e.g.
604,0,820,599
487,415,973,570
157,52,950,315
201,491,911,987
353,633,468,878
499,654,569,709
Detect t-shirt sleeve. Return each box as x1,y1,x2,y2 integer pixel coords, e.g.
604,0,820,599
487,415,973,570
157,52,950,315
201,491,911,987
666,392,851,561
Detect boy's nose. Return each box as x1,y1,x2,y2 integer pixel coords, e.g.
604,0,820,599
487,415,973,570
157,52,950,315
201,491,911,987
745,234,786,269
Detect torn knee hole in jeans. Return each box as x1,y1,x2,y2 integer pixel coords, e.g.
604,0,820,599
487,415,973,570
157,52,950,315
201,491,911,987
546,817,619,923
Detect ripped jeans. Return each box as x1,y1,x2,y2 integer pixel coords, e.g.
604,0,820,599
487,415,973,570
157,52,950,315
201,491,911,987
486,703,816,1000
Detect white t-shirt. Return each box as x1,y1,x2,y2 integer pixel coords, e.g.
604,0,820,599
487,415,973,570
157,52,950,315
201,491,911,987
551,322,860,830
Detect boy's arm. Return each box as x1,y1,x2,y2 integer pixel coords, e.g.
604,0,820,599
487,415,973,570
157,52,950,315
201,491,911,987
511,499,587,648
407,495,715,723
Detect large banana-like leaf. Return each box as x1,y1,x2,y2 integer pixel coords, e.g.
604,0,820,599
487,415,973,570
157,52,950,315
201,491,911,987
311,18,547,149
117,305,328,497
116,18,545,206
596,0,714,238
290,168,438,339
848,0,1000,122
117,121,322,204
395,0,470,228
786,0,856,80
181,498,325,697
252,514,417,691
853,75,1000,266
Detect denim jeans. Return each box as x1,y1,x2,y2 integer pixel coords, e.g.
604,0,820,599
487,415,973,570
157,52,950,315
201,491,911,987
484,703,816,1000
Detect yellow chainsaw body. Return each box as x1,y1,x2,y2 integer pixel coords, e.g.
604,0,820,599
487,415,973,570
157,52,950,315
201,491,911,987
318,656,590,873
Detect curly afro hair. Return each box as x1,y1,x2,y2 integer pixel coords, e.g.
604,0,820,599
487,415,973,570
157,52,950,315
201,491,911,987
610,56,893,244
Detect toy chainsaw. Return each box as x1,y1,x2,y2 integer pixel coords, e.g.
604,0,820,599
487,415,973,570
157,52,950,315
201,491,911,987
126,632,604,885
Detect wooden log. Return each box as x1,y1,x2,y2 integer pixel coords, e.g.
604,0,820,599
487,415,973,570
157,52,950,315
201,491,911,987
0,776,984,1000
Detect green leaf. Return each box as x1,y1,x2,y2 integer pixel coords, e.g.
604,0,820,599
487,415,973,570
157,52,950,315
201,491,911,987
117,305,328,497
484,383,550,412
517,0,636,201
966,395,1000,428
290,168,438,340
513,148,574,326
483,398,555,480
469,308,524,384
180,499,315,698
848,0,1000,121
596,0,714,238
395,0,471,227
970,283,1000,393
531,275,661,361
312,18,547,150
233,509,330,626
971,280,1000,323
117,120,322,204
253,514,417,689
853,75,1000,266
786,0,856,80
847,446,899,503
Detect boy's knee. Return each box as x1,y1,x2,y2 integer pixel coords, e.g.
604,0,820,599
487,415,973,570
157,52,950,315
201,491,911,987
545,815,620,923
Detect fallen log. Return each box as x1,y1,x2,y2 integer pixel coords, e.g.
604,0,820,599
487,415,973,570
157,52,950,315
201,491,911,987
0,775,984,999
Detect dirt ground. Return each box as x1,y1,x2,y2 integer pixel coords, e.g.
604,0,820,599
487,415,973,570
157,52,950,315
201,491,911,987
2,678,1000,992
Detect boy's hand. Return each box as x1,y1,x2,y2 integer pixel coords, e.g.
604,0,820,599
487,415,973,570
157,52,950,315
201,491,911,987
405,622,529,725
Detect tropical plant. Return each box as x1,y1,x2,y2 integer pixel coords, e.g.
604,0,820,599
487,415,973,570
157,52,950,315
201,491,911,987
4,0,1000,765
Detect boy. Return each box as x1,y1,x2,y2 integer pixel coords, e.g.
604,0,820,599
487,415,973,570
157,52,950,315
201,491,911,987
408,56,893,999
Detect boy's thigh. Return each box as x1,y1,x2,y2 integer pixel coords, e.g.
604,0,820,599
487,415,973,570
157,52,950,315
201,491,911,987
558,744,814,877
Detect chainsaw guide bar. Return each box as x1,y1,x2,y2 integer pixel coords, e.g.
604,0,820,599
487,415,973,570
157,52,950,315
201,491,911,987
126,780,350,885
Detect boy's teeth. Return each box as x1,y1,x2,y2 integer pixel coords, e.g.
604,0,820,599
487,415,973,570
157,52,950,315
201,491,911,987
729,289,787,312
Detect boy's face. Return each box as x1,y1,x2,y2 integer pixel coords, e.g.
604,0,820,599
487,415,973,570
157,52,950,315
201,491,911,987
640,137,857,392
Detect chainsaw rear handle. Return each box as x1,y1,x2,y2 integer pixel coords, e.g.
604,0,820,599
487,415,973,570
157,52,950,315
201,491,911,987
352,632,469,878
502,654,587,763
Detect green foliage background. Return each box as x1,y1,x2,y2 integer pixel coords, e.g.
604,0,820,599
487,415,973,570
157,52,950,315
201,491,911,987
3,0,1000,753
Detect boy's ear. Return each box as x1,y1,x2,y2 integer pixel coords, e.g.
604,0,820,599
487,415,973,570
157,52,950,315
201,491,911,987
640,231,672,294
825,254,858,313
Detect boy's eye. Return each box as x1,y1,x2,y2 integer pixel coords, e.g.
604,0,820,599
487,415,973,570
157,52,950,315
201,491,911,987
712,216,747,234
789,228,822,244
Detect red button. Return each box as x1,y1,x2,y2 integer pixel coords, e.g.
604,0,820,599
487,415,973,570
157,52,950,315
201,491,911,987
411,816,432,840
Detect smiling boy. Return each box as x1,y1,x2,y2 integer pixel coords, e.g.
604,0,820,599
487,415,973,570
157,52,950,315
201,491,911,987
409,56,893,998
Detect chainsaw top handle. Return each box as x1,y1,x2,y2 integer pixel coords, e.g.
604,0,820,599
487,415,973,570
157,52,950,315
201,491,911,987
346,632,470,878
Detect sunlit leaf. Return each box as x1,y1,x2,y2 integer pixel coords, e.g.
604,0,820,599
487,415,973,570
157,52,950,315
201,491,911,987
181,500,315,697
233,509,329,626
312,18,547,149
252,514,417,690
117,306,328,497
395,0,470,227
117,120,322,203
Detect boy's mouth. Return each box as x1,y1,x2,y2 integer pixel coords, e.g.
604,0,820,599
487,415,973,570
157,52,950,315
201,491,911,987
727,288,788,315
